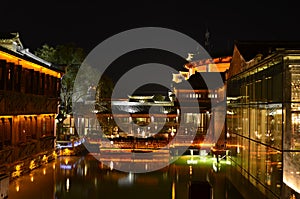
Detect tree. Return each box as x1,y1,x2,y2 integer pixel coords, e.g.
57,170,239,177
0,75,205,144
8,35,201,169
53,43,86,66
35,42,86,66
34,44,57,63
35,43,86,115
60,64,80,114
95,75,114,112
35,43,115,140
34,43,114,115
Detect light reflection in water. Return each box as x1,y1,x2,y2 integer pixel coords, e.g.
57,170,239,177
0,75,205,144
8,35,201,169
84,165,88,176
15,184,20,192
172,181,175,199
8,154,244,199
66,178,70,192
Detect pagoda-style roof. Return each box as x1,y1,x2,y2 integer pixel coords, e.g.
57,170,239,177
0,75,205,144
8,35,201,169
185,55,232,69
0,32,23,50
0,45,62,73
0,32,63,73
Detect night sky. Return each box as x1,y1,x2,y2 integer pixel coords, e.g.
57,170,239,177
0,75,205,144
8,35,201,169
2,1,300,89
2,1,300,55
1,0,299,185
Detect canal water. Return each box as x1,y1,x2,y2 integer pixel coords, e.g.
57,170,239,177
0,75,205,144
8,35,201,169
8,153,244,199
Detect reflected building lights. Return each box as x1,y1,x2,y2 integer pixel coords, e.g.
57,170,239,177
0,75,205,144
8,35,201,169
213,162,218,172
117,172,134,186
94,178,97,186
16,184,20,192
110,161,114,170
66,178,70,192
172,181,175,199
84,165,88,176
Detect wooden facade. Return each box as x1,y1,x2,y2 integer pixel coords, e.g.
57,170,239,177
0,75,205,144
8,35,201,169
0,41,62,175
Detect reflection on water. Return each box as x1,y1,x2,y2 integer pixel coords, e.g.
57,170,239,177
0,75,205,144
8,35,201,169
8,154,244,199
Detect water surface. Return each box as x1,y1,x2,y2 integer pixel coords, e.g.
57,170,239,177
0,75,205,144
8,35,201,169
8,154,244,199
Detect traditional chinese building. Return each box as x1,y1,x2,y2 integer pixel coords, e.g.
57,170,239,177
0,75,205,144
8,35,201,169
172,55,231,83
0,32,63,176
173,71,227,148
76,93,177,137
171,55,230,148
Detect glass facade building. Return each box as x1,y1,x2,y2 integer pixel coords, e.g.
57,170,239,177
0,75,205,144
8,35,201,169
226,42,300,198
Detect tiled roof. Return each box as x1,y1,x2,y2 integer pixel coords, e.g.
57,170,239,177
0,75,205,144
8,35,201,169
0,32,63,72
0,45,63,72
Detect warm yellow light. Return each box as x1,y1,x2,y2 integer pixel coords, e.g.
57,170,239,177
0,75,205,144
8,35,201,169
18,114,38,118
12,164,23,178
66,178,70,192
15,165,21,171
0,116,13,119
84,165,88,176
42,155,48,163
29,160,36,170
172,182,175,199
53,151,58,159
12,171,21,178
16,185,20,192
0,51,61,78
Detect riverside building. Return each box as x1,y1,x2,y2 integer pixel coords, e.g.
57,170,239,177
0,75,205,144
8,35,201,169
0,32,62,176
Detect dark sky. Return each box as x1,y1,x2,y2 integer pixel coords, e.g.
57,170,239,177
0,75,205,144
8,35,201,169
2,1,300,55
2,1,300,95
